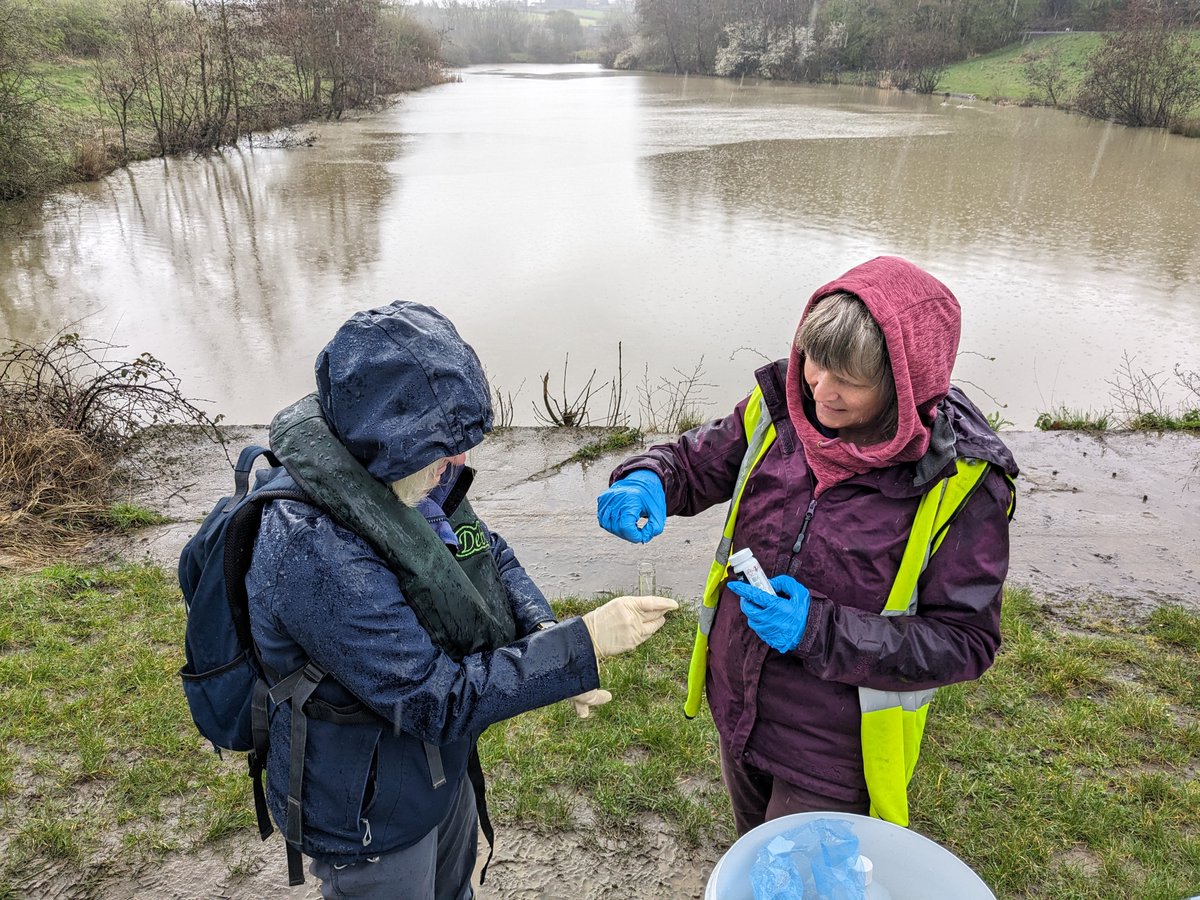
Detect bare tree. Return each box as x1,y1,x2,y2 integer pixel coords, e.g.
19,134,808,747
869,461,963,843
1023,41,1068,107
261,0,392,118
1076,0,1200,128
0,0,63,199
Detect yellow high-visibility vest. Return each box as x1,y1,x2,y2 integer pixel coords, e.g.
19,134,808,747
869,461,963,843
685,385,1013,826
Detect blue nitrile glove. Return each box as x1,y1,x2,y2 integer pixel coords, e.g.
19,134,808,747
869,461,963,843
727,574,811,654
596,470,667,544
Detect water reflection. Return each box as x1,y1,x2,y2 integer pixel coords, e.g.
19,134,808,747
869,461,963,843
0,65,1197,427
0,123,403,417
641,85,1200,280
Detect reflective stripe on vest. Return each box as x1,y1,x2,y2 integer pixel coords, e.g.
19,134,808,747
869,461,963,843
859,456,991,826
683,388,774,719
684,393,1005,826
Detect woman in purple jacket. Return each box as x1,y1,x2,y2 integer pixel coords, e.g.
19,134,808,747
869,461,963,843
597,256,1018,834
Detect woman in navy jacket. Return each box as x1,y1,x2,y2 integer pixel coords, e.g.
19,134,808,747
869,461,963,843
247,301,675,898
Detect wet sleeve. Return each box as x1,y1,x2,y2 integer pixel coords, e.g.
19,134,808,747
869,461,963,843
793,469,1011,692
608,394,752,517
486,524,556,635
272,518,600,745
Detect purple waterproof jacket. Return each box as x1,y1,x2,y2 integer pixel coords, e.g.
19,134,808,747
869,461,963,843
611,362,1018,803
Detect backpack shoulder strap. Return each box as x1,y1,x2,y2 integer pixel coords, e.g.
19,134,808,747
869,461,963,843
219,473,315,860
223,445,282,513
223,486,312,680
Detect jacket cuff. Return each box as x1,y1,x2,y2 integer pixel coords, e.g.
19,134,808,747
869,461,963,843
558,616,602,692
793,594,831,658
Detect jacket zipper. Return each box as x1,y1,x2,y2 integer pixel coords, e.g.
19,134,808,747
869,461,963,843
791,497,818,553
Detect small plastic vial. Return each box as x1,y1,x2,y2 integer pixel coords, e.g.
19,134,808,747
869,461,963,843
729,548,773,593
638,560,656,596
853,855,894,900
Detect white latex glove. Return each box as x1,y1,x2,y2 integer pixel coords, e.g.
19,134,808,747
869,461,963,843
581,595,679,659
570,688,613,718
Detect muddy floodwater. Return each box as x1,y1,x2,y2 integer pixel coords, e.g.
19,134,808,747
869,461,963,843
2,64,1199,428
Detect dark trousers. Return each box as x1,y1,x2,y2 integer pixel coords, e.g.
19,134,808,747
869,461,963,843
309,776,478,900
719,738,870,836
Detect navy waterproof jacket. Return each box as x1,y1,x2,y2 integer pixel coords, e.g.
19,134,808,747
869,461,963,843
246,302,600,863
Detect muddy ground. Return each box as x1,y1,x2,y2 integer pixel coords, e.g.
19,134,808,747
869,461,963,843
78,426,1200,899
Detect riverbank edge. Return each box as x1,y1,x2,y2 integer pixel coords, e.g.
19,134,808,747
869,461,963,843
4,63,456,209
613,41,1200,139
94,423,1200,615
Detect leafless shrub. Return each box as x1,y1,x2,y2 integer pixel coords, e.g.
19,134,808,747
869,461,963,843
1076,0,1200,129
1106,353,1200,433
1,331,226,456
0,331,227,563
638,359,711,434
490,376,525,429
1176,365,1200,406
533,345,627,428
1107,353,1167,427
1024,43,1069,108
534,355,603,427
604,342,629,428
0,0,68,201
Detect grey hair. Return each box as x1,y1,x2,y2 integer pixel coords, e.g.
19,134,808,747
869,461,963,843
390,457,446,507
796,292,898,439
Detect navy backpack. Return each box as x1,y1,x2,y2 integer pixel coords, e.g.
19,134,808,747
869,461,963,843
177,445,376,885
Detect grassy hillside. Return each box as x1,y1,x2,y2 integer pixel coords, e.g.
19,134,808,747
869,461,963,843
938,31,1200,124
33,60,99,118
937,33,1103,102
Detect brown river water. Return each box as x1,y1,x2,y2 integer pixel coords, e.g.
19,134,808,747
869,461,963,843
2,64,1198,428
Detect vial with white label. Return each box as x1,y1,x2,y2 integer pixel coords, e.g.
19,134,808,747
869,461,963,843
729,548,774,594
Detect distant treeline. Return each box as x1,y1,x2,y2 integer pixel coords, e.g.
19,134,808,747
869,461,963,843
598,0,1199,96
408,2,596,66
0,0,447,202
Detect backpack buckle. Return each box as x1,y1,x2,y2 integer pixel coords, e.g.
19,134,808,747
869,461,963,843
300,661,326,687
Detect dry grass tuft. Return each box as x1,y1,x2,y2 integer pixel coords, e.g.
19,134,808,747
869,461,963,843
0,410,113,568
0,331,226,568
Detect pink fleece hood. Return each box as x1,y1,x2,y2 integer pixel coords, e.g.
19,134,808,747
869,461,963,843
786,256,961,494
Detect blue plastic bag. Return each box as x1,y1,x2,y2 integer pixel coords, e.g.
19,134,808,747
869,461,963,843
750,834,809,899
809,820,865,900
749,819,865,900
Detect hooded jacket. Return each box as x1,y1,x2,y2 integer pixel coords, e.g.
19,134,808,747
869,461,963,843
247,302,600,862
788,256,962,493
611,258,1018,802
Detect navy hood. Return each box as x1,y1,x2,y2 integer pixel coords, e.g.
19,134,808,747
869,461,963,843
315,301,493,483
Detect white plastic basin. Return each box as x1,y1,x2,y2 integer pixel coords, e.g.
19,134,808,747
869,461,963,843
705,812,996,900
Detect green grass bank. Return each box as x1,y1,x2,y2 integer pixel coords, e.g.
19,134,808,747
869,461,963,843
937,31,1200,126
937,34,1103,102
1,564,1198,897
